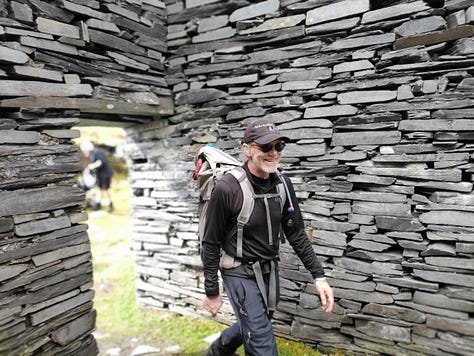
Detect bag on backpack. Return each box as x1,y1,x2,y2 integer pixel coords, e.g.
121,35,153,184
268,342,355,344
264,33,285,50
192,144,241,247
192,144,241,202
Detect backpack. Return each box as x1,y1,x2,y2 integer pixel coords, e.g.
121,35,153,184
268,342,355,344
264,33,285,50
192,143,290,258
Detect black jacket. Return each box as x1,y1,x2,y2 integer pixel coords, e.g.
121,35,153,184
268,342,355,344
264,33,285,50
201,162,325,297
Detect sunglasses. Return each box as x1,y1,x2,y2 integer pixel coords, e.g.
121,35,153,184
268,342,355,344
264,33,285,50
252,141,286,153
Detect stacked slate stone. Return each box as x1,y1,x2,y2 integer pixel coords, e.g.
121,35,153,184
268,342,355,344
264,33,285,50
129,0,474,355
0,1,169,354
0,0,172,126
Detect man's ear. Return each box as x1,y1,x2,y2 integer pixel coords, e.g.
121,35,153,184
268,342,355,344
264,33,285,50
242,143,251,157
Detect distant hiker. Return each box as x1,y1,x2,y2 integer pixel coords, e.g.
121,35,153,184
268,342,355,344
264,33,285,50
80,141,114,212
200,119,334,356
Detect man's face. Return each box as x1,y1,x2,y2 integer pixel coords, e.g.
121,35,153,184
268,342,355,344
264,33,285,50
245,140,284,178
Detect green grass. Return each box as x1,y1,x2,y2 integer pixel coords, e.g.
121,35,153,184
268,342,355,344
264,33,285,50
89,178,323,355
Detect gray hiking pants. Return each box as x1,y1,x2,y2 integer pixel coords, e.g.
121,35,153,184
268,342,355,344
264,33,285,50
216,273,280,355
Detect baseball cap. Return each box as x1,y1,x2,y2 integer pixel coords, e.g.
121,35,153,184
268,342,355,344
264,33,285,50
243,119,289,144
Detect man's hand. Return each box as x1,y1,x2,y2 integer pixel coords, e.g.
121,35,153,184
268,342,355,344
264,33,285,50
202,295,223,317
315,279,334,313
88,161,101,170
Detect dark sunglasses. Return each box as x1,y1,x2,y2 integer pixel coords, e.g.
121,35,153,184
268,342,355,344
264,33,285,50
252,141,286,153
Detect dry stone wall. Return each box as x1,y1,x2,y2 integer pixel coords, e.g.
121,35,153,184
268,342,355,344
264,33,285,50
128,1,474,355
1,0,474,355
0,1,169,354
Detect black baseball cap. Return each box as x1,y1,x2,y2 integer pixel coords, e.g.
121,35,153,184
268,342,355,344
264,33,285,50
243,119,289,144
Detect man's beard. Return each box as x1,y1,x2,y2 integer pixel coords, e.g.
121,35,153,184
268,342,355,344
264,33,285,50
258,160,279,174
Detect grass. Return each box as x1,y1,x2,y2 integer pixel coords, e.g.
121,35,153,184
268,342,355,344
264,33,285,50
88,177,323,355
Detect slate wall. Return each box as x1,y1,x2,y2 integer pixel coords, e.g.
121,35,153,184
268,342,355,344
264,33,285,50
1,0,474,355
0,1,169,354
128,1,474,355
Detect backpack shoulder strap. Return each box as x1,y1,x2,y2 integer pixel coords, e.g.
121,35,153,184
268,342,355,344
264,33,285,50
275,171,292,244
228,167,254,258
276,182,286,212
276,171,293,213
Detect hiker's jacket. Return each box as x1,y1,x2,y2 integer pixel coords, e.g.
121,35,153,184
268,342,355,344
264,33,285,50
201,162,325,297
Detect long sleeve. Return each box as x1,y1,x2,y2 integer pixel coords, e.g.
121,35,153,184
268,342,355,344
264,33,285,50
280,175,325,279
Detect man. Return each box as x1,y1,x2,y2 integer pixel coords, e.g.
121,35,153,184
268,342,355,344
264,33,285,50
201,119,334,356
80,141,115,212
